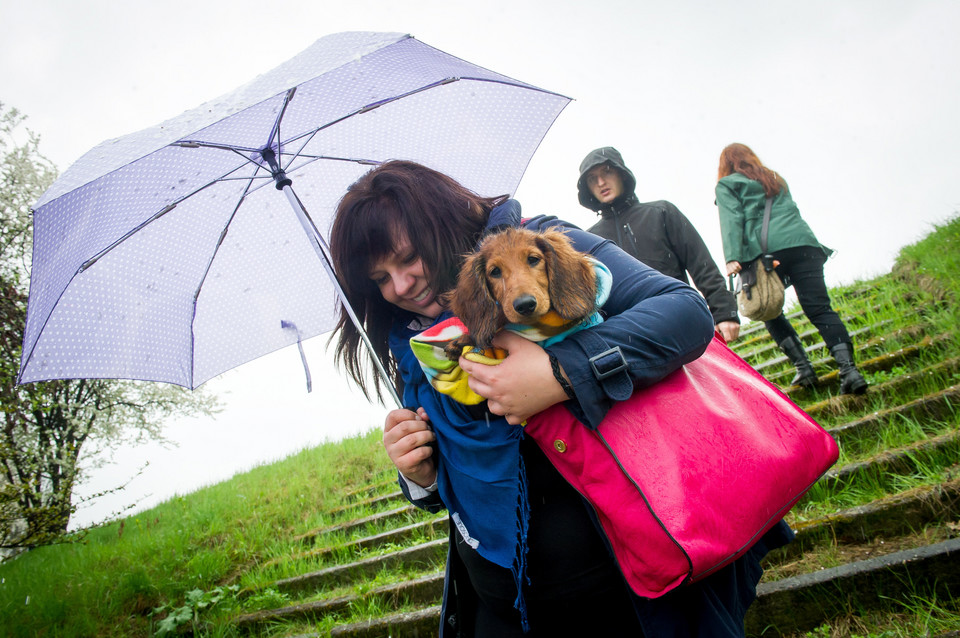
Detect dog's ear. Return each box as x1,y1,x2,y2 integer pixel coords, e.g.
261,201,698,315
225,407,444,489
538,230,598,320
446,251,504,347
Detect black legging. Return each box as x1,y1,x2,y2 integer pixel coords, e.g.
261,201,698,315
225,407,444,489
762,245,852,348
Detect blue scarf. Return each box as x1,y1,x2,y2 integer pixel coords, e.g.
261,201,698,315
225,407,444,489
390,313,530,622
389,199,532,623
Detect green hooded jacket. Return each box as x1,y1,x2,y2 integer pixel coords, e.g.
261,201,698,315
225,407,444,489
715,173,831,264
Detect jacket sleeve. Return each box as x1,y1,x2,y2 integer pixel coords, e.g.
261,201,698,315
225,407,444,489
397,472,446,513
715,180,747,263
662,203,739,325
543,224,715,428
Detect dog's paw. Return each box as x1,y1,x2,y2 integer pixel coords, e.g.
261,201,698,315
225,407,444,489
444,335,473,362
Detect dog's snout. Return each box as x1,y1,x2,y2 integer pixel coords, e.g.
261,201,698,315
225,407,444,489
513,295,538,316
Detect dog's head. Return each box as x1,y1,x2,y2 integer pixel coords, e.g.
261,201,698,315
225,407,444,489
443,227,598,347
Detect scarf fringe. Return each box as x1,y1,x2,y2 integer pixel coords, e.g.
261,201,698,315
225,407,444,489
512,449,531,632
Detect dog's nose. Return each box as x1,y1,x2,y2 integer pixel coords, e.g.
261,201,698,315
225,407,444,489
513,295,538,316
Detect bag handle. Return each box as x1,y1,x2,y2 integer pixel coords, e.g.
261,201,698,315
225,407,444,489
760,195,774,270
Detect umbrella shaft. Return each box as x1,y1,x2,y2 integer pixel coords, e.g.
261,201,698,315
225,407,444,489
279,184,403,409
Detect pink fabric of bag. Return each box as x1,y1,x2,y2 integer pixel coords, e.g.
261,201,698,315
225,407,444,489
524,335,838,599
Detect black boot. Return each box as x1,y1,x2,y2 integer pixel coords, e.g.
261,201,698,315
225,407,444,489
829,342,868,395
778,336,818,388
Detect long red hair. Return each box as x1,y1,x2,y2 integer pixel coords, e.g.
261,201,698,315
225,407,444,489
717,143,785,197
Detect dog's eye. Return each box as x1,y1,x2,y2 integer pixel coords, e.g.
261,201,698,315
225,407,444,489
488,266,502,279
527,255,542,267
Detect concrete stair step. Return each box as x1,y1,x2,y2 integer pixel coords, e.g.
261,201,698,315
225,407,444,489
328,490,405,517
801,339,955,417
818,428,960,495
292,504,420,545
234,572,444,632
741,319,893,382
743,319,888,369
825,383,960,455
274,517,449,568
271,539,448,596
341,477,398,502
745,537,960,636
777,477,960,562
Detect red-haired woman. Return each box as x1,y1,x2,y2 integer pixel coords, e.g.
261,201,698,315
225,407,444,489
715,143,867,394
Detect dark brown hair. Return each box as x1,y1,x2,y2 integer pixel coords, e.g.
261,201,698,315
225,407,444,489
717,143,786,197
329,160,507,403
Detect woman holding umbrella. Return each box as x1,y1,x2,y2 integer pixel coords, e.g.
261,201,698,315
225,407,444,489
329,160,791,637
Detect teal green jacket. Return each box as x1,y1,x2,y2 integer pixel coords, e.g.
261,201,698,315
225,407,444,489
715,173,831,264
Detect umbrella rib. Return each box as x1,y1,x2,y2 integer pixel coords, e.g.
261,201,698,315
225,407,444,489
18,163,263,385
186,175,259,387
178,75,558,178
253,77,459,175
285,153,381,166
265,88,297,155
78,159,264,273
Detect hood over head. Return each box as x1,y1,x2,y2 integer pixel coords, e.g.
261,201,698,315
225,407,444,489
577,147,638,212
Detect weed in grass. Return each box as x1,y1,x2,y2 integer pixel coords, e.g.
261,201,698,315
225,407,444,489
865,365,909,385
150,585,240,637
241,587,290,612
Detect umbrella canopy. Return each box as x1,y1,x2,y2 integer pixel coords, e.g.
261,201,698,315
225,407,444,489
18,32,570,396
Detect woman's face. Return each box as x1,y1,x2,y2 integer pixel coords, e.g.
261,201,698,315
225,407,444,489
367,232,444,319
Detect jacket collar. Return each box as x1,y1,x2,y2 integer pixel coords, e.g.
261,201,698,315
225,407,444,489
598,192,638,219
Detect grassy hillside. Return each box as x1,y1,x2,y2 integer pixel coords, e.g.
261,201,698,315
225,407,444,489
0,430,388,637
1,215,958,637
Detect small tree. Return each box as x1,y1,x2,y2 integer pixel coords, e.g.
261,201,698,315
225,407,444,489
0,103,218,552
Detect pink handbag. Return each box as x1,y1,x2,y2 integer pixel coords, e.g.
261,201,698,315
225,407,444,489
524,335,838,598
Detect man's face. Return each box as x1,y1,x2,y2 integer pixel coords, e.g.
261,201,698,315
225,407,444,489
586,164,624,204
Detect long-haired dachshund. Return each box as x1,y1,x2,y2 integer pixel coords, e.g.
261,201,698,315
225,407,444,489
442,227,598,360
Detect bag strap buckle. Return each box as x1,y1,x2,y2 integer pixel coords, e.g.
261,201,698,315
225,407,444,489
589,346,628,381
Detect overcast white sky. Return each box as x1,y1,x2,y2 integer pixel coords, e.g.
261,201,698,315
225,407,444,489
2,1,958,528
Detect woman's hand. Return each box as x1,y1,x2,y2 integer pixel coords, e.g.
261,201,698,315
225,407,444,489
383,407,437,488
460,331,569,425
726,260,742,276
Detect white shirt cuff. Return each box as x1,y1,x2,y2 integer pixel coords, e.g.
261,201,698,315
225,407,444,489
401,473,438,500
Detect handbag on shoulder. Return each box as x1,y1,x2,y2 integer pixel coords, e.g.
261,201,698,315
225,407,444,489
735,196,785,322
524,335,838,599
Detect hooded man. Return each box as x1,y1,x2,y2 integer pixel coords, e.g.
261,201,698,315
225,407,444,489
578,147,741,342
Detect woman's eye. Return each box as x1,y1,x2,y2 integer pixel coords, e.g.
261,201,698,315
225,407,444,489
402,252,417,264
489,266,502,279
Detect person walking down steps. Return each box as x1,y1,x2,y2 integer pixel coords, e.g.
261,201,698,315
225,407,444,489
577,147,743,343
714,143,868,395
